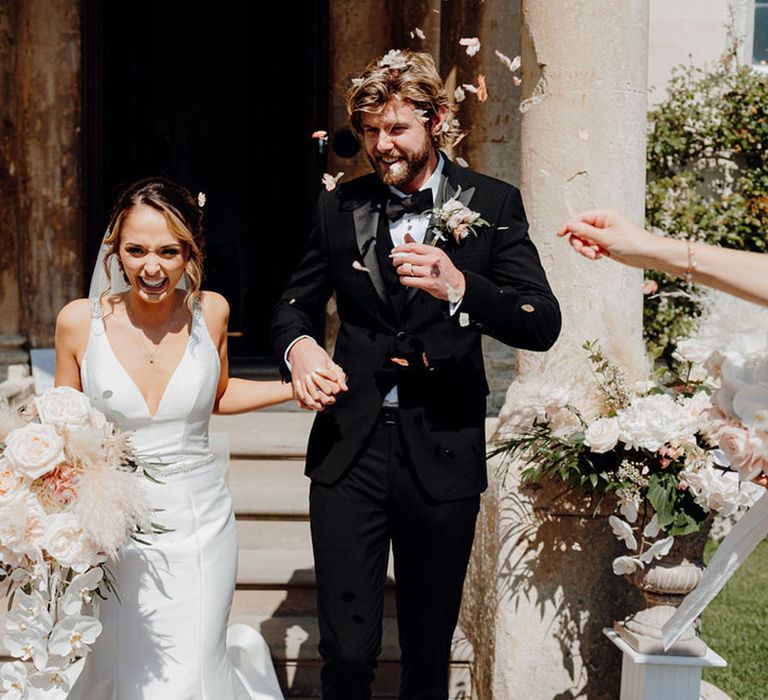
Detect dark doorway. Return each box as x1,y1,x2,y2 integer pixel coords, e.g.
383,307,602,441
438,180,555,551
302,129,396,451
82,2,329,370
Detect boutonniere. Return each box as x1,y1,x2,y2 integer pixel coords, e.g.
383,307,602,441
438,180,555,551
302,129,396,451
431,189,489,246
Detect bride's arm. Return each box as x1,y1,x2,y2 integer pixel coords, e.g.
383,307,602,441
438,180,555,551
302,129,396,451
203,292,294,414
54,299,90,391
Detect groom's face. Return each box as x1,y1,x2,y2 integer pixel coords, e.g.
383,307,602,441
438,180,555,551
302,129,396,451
360,98,439,193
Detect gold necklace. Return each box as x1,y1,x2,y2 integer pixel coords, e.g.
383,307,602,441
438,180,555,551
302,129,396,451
125,302,177,365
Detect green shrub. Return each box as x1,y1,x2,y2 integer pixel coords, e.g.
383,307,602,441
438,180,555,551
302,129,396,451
645,48,768,361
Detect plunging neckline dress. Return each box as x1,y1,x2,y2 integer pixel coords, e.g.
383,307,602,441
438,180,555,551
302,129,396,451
67,298,283,699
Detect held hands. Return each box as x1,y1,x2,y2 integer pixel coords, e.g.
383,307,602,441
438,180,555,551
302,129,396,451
556,209,660,268
391,233,466,301
287,338,348,411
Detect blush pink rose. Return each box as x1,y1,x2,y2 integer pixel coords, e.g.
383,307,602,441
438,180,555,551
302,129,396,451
717,425,768,481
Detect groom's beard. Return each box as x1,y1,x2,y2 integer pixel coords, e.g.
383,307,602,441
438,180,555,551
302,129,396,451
368,141,434,189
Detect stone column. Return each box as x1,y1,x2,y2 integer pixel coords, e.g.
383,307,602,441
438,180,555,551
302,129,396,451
15,0,83,349
467,2,651,698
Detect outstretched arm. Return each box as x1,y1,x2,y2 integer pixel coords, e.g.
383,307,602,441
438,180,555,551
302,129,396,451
204,292,294,414
558,209,768,307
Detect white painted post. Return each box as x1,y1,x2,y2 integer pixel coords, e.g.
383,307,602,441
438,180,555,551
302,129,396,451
604,629,727,700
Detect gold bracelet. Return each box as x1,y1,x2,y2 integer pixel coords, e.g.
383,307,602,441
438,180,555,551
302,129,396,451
684,241,698,285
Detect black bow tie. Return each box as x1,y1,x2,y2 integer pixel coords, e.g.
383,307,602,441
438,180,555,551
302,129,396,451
384,189,434,222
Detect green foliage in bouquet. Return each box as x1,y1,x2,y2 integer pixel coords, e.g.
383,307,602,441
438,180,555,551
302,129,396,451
645,45,768,362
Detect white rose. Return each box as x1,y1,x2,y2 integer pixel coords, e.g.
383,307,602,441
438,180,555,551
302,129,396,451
674,339,713,365
35,387,92,428
0,458,26,502
42,513,103,573
4,424,66,479
584,417,620,453
0,493,47,556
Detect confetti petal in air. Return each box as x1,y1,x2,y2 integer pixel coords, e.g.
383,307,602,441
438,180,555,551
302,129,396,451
411,108,429,123
578,129,590,141
495,50,521,73
459,37,481,57
352,261,370,273
197,192,206,208
321,172,344,192
513,76,522,87
454,86,466,103
410,27,426,40
378,49,409,70
462,83,478,94
451,132,466,148
456,157,469,168
476,74,488,102
312,130,328,140
351,77,364,87
390,357,410,367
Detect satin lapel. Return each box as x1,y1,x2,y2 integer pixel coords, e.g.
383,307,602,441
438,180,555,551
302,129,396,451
353,200,390,308
407,169,476,307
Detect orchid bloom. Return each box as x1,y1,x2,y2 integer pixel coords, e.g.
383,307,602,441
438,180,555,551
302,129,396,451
608,516,638,550
48,615,103,659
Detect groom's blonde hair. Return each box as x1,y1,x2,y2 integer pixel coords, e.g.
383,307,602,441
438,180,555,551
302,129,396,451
346,50,458,149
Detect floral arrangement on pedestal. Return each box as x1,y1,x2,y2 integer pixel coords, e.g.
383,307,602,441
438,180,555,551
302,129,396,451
0,387,162,697
494,291,767,580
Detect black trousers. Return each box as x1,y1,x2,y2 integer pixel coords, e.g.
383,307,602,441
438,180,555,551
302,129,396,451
309,409,480,700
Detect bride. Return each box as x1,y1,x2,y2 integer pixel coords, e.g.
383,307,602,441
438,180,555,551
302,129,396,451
53,177,341,699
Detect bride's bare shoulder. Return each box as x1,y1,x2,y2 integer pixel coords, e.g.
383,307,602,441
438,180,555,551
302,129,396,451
198,291,229,345
56,298,92,332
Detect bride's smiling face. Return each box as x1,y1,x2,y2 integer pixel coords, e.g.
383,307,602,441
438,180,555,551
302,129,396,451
118,204,188,303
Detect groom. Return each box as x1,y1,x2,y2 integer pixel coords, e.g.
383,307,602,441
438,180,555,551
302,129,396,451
271,50,561,699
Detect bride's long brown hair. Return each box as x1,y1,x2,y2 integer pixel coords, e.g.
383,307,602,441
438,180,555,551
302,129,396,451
102,177,205,311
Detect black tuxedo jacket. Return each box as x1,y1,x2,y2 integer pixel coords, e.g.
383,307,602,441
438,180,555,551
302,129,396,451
271,156,561,501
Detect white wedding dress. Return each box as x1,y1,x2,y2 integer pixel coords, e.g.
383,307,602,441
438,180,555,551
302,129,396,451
67,298,284,700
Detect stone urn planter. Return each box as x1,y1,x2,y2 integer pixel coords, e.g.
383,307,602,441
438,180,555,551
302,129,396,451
614,515,714,656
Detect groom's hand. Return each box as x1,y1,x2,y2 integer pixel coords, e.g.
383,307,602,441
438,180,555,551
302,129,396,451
287,338,348,411
391,236,466,302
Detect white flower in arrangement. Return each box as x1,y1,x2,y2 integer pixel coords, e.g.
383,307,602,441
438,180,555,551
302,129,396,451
639,536,674,564
584,417,620,453
643,513,661,539
48,615,103,659
0,661,28,699
27,659,71,694
60,568,104,616
34,386,93,428
7,591,53,637
682,463,764,517
612,555,644,575
42,513,104,573
608,515,637,550
4,423,66,480
4,622,48,672
0,459,26,503
0,493,47,556
615,393,697,452
498,380,570,436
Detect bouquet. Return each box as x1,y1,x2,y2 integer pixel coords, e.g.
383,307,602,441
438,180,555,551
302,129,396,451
0,387,161,697
495,292,767,579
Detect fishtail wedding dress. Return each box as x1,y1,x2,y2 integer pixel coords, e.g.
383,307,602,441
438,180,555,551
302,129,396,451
67,298,283,699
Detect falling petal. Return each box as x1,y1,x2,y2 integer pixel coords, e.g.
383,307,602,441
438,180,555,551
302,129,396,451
456,157,469,168
312,130,328,139
476,74,488,102
451,132,467,148
459,313,470,327
462,83,478,94
454,86,466,103
521,304,535,313
578,129,590,141
459,37,481,57
197,192,206,208
513,76,522,87
390,357,409,367
497,226,509,230
352,261,370,273
321,172,344,192
410,27,426,40
495,50,521,73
